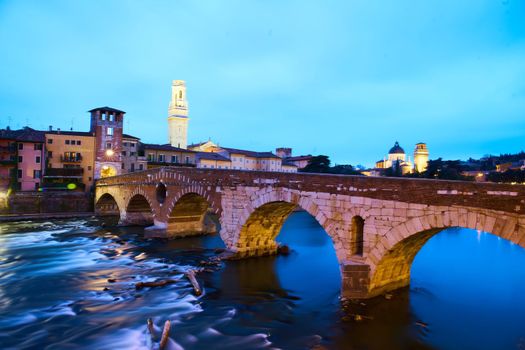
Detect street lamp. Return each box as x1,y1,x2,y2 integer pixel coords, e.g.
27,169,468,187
105,149,114,157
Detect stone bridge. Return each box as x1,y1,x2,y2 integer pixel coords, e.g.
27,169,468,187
95,167,525,299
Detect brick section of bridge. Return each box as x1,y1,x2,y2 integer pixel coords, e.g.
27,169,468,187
95,167,525,298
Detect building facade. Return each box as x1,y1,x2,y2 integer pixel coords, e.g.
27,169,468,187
44,130,95,191
122,134,147,173
143,144,197,168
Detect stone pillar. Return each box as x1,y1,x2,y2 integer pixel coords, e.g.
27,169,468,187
340,261,372,299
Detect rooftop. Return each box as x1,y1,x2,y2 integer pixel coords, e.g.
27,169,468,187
0,127,46,142
46,130,94,137
286,155,313,161
222,147,281,159
196,152,231,162
88,106,126,114
389,141,405,154
142,143,197,153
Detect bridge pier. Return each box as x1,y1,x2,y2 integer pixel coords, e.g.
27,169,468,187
144,213,217,239
341,261,372,299
119,211,154,226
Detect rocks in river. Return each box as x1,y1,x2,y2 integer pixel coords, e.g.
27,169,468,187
277,244,290,255
107,278,117,283
135,279,178,290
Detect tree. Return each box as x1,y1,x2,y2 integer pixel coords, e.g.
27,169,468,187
301,155,331,173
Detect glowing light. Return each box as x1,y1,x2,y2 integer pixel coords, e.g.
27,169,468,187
102,165,109,170
105,149,114,157
67,183,77,190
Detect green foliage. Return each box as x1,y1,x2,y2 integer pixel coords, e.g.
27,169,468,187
421,158,473,181
300,155,362,175
301,155,331,173
487,169,525,183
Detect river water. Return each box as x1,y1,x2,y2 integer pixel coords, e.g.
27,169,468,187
1,211,525,350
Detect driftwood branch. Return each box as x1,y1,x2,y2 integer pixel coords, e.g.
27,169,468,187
135,279,178,289
146,318,155,340
185,270,202,296
159,320,171,350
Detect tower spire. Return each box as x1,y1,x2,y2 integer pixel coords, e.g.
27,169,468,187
168,80,189,149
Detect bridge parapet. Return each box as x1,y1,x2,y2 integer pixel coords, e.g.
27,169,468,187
96,167,525,215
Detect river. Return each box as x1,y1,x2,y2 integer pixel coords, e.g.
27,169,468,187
1,211,524,349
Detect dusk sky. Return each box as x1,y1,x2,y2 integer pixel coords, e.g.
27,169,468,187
1,0,524,166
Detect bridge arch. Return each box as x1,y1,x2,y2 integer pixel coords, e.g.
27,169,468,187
367,208,524,297
95,193,120,218
123,192,155,226
225,187,361,260
162,187,219,237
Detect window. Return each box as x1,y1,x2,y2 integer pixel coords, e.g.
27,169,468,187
18,156,23,163
123,142,128,147
18,143,23,150
121,163,125,169
88,166,92,171
107,127,114,136
139,164,144,170
33,170,41,179
130,163,135,172
76,140,81,145
179,90,182,99
101,113,106,121
34,183,40,190
171,155,178,163
34,144,43,150
351,216,365,256
185,156,190,164
147,154,155,162
65,140,70,145
47,139,53,144
131,143,135,148
109,114,114,122
88,177,92,181
106,142,112,149
47,151,53,158
130,152,136,156
17,169,22,178
158,154,165,162
36,156,41,163
121,151,126,156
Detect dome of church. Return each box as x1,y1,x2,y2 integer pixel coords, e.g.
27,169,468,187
389,141,405,154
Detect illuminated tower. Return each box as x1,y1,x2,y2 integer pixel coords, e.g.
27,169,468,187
414,142,429,173
89,106,124,179
168,80,189,149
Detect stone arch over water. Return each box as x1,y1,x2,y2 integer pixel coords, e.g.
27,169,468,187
367,208,524,297
223,187,361,262
124,193,154,226
164,192,218,237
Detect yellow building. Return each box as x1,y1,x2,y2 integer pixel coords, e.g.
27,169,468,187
143,143,197,168
196,152,232,169
44,130,96,192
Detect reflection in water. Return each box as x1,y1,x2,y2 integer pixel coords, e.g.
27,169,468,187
0,213,524,349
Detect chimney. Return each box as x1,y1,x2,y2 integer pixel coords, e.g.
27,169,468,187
57,128,61,134
49,125,52,131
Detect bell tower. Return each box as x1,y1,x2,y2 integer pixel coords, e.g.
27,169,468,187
168,80,189,149
413,142,429,173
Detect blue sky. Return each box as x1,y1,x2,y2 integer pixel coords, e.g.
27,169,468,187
1,0,524,166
